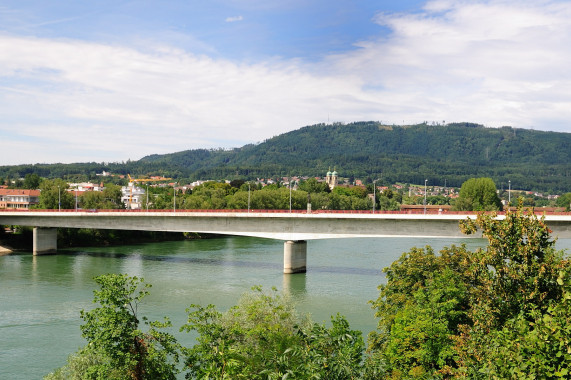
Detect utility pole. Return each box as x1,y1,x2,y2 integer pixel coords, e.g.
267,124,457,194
424,179,428,215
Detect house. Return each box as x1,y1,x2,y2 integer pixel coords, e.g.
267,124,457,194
0,189,40,209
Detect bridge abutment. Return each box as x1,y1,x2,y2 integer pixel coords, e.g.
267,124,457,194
283,240,307,274
33,227,57,255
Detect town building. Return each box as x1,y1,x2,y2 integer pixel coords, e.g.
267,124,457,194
121,183,146,210
0,189,40,209
325,168,338,190
68,182,103,192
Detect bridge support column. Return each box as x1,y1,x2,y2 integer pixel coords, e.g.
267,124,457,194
284,240,306,274
33,227,57,255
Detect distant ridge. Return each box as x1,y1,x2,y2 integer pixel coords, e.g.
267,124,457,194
1,122,571,193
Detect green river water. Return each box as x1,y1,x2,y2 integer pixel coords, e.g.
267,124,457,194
1,236,569,379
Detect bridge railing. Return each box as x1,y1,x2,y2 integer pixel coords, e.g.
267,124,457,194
1,208,570,216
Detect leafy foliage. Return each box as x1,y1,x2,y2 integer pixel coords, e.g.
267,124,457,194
46,274,180,380
454,177,503,211
370,204,571,378
369,245,473,378
556,192,571,211
460,201,564,327
455,203,570,377
81,183,124,209
182,286,365,379
37,178,75,209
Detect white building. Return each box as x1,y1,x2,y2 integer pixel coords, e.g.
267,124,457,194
69,182,103,192
121,183,146,210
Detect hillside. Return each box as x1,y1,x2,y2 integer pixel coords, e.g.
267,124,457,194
137,122,571,192
2,122,571,192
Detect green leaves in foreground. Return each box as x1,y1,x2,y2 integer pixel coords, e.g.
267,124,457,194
46,274,180,380
46,280,365,380
181,286,365,379
370,204,571,379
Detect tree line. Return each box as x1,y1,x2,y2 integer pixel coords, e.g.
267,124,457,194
31,176,571,214
45,205,571,379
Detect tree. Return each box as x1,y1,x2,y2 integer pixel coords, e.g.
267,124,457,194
80,184,123,210
556,192,571,211
182,286,365,379
459,202,564,327
229,179,245,189
102,183,123,208
37,179,75,209
369,245,473,377
23,173,41,189
456,203,570,376
382,269,467,378
298,177,330,193
454,177,502,211
46,274,179,380
369,203,570,378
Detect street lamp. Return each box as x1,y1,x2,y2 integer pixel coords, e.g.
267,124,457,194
424,179,428,215
508,180,511,206
373,179,377,214
173,183,177,212
146,185,149,212
289,178,293,213
58,185,61,212
248,182,251,213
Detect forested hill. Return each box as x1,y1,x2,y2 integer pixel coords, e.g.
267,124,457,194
2,122,571,193
138,122,571,192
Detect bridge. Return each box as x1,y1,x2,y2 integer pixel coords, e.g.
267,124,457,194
2,210,571,273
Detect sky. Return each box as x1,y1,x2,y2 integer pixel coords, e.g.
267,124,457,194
1,0,570,165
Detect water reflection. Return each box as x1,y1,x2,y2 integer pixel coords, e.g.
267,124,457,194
63,249,282,269
282,273,307,296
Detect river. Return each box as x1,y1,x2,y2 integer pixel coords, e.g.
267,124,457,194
1,236,570,379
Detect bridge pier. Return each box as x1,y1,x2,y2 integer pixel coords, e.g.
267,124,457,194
283,240,307,274
33,227,57,255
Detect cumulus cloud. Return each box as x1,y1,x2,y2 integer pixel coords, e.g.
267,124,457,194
1,0,570,165
327,0,571,128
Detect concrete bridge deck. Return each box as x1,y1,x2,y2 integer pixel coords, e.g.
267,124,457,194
2,209,571,273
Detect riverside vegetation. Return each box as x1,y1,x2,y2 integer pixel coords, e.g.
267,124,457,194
45,204,571,379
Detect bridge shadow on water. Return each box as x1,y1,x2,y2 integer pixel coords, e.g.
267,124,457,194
61,250,381,276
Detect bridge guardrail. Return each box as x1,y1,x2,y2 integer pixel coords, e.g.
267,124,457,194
1,208,570,216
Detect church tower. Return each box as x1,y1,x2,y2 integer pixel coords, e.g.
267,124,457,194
326,167,338,190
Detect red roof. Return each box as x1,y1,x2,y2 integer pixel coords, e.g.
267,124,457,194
0,189,40,196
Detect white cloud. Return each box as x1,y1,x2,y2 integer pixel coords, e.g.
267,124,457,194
1,0,571,165
337,0,571,128
225,15,243,22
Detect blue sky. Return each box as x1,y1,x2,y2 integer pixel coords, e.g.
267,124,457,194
1,0,570,165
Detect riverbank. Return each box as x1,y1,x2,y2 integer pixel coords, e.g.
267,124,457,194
0,245,13,255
